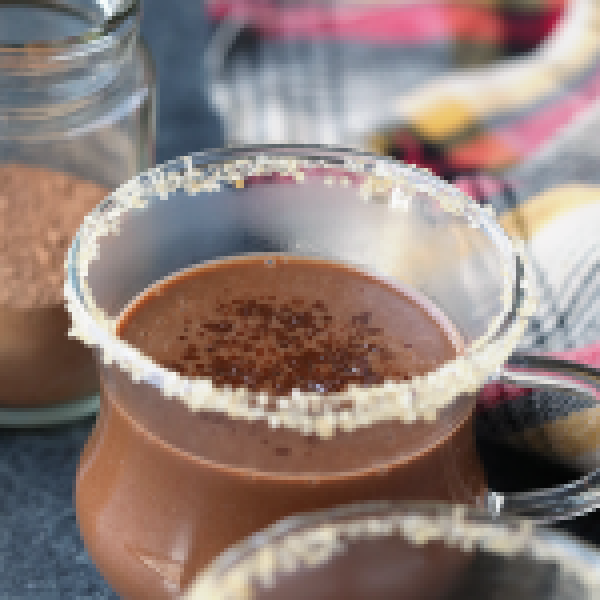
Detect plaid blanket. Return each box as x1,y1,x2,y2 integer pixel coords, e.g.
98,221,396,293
205,1,571,147
206,0,565,66
205,0,600,473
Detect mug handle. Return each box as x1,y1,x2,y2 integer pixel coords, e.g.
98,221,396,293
484,352,600,524
204,20,249,85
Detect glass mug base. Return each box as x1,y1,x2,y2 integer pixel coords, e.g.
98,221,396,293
75,385,486,600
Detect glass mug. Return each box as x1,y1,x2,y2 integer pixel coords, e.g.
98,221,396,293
66,146,600,599
182,500,600,600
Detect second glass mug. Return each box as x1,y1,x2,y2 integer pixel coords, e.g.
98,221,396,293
66,146,600,599
182,501,600,600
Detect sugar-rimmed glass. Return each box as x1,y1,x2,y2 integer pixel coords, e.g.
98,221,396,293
66,146,600,599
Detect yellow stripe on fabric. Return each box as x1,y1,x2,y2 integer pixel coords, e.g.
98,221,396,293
499,185,600,241
539,404,600,460
507,405,600,466
391,1,600,135
412,97,478,143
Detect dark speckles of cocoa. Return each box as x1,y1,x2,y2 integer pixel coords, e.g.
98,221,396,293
204,321,234,333
182,344,200,361
160,293,404,396
351,311,372,326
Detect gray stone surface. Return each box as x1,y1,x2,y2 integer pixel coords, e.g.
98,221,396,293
0,418,114,599
141,0,223,163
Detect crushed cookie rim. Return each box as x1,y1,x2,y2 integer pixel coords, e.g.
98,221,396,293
65,145,537,439
182,500,600,600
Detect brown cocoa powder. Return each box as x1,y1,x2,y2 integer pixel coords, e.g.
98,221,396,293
0,163,109,408
0,164,110,309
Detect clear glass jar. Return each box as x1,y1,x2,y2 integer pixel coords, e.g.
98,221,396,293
0,0,155,426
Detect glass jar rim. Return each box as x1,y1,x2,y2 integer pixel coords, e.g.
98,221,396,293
65,144,537,438
0,0,138,51
182,500,600,600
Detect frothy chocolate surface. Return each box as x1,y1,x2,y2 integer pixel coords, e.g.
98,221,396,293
118,256,459,397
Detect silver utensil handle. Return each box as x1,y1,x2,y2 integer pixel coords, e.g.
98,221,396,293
487,353,600,524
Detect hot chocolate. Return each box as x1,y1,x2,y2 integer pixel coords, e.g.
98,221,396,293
116,255,465,473
119,256,457,391
76,255,486,599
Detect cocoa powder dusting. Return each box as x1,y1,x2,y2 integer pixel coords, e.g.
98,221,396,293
119,257,458,398
164,298,400,395
0,164,110,308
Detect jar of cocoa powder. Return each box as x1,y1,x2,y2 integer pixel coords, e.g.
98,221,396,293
0,0,155,425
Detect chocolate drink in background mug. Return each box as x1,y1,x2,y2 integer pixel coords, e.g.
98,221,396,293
76,255,486,599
